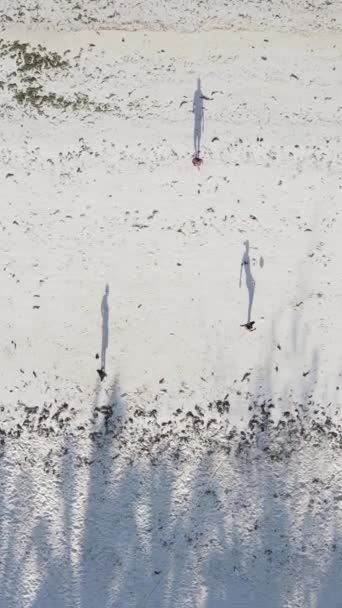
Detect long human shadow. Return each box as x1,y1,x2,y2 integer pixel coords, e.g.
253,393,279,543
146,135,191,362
193,78,212,157
98,284,109,380
239,239,256,326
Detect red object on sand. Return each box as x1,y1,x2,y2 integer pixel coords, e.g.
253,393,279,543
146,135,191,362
192,156,203,167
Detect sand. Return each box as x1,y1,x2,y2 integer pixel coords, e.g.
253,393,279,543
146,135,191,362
1,5,342,607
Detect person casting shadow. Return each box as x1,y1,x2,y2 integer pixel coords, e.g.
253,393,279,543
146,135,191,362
97,284,109,381
239,240,256,330
193,78,212,158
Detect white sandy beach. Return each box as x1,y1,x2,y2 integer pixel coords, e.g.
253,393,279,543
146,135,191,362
1,4,342,607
